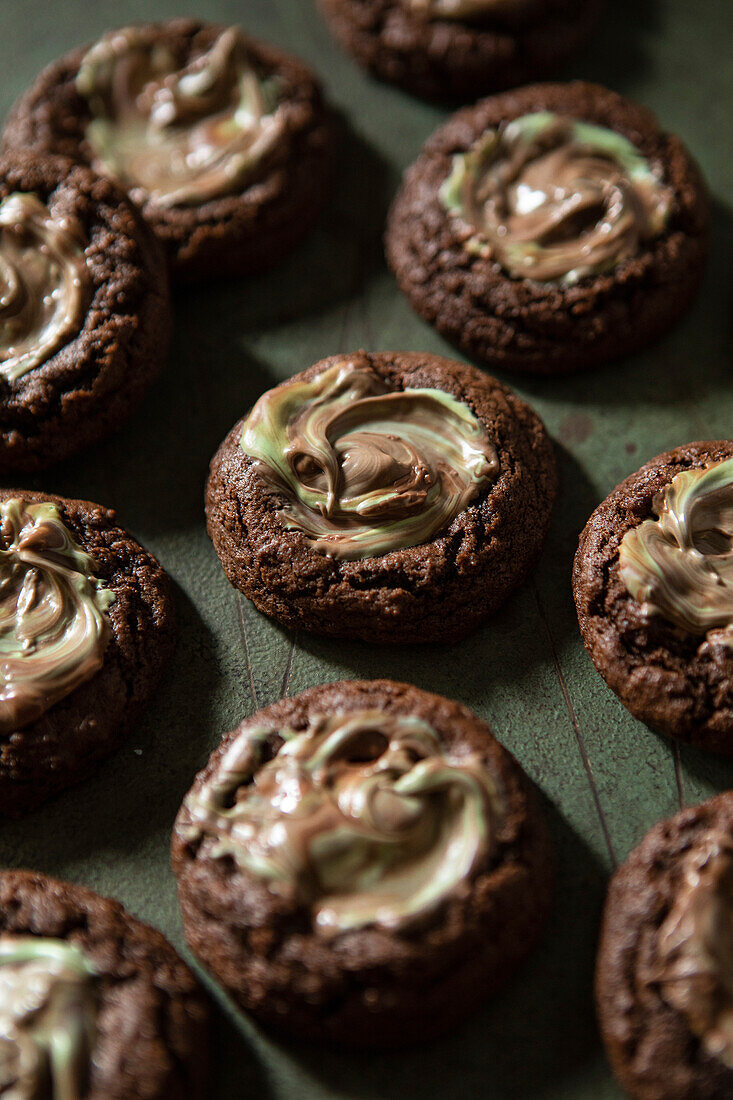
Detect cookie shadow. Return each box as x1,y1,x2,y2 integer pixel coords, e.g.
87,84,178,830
565,0,662,90
177,108,396,336
211,1003,273,1099
675,741,733,801
0,578,220,869
263,798,612,1099
38,331,276,541
531,439,601,622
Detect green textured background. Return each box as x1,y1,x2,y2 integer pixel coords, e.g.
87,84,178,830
1,1,732,1096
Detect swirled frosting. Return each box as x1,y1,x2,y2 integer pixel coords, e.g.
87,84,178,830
0,936,98,1100
619,457,733,646
76,26,286,207
240,360,499,560
440,111,673,284
0,499,115,734
0,193,87,383
183,710,502,934
406,0,531,19
654,832,733,1069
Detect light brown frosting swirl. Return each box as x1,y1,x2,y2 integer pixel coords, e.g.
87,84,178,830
0,193,87,384
620,457,733,648
440,111,673,284
0,936,98,1100
76,26,287,208
182,710,502,935
655,832,733,1069
240,359,499,560
0,499,115,734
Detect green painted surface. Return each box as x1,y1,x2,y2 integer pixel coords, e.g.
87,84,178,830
0,0,731,1095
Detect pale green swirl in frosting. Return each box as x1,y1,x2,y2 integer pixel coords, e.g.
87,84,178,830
440,111,673,284
654,832,733,1069
76,26,286,208
0,936,98,1100
182,711,502,935
619,457,733,645
0,193,87,383
0,499,115,734
240,359,499,560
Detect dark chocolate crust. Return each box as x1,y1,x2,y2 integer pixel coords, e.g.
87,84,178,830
596,792,733,1100
0,870,208,1100
386,82,709,376
172,678,553,1046
205,350,556,644
0,152,170,472
573,441,733,754
2,20,335,283
318,0,603,101
0,489,176,816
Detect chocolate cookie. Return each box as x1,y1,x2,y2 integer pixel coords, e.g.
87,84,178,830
596,792,733,1100
386,82,709,375
0,869,208,1099
318,0,602,101
205,349,556,644
573,441,733,754
3,20,335,283
0,489,175,816
0,151,169,471
172,678,553,1046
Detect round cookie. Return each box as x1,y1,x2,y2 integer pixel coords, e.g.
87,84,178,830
318,0,603,101
596,792,733,1100
0,489,175,816
172,678,553,1046
2,19,335,283
205,349,556,643
0,870,208,1099
0,151,170,471
573,441,733,754
386,82,709,376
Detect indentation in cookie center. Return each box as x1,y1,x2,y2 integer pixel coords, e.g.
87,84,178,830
240,358,499,559
440,112,673,284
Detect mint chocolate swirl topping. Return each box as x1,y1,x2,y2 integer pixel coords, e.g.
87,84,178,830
440,111,673,284
654,832,733,1069
240,360,499,560
76,26,287,208
0,499,115,734
0,193,87,384
183,711,502,935
619,457,733,645
0,936,98,1100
